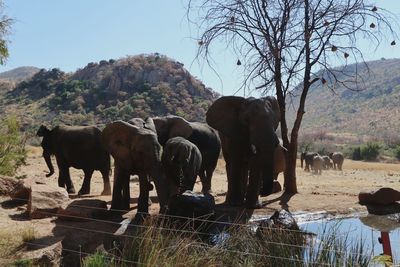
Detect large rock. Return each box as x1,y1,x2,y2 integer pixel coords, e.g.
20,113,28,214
9,177,45,201
358,187,400,205
167,190,215,219
0,175,20,195
28,184,69,219
18,241,62,267
57,199,108,221
257,209,299,231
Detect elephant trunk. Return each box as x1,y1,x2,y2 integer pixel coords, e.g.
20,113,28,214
150,162,170,213
43,151,55,177
259,152,274,197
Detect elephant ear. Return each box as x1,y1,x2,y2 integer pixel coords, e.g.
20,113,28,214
206,96,246,138
37,125,50,137
143,117,157,134
263,96,280,130
101,120,141,165
167,116,193,139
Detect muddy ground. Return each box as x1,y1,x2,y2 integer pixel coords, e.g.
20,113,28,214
1,146,399,264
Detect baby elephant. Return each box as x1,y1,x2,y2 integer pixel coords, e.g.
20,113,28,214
312,155,324,175
162,137,202,196
322,155,333,169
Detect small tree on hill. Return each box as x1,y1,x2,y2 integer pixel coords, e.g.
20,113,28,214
188,0,397,193
0,1,13,64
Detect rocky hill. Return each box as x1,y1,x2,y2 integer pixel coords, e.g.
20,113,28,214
293,58,400,144
0,54,218,132
0,66,40,83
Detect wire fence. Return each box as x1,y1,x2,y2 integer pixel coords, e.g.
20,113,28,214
0,195,398,266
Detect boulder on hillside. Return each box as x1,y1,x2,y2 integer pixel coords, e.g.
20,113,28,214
28,184,69,219
17,241,62,267
9,177,45,201
57,199,108,222
358,187,400,205
0,175,20,196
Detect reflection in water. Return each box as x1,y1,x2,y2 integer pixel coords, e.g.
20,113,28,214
300,214,400,265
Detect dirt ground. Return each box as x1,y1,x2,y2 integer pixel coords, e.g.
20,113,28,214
14,146,400,216
1,146,400,264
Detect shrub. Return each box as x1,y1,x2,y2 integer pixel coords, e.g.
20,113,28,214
360,142,381,161
0,117,27,175
395,145,400,160
351,146,362,160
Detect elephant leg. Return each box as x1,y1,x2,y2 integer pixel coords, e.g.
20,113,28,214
78,169,94,195
63,167,76,194
100,168,111,196
199,169,211,194
111,166,129,211
137,173,150,214
121,174,130,211
57,168,66,189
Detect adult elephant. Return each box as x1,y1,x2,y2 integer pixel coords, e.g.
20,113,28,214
162,137,202,196
300,152,318,172
153,115,221,194
101,119,168,214
206,96,280,209
36,125,111,195
329,152,344,170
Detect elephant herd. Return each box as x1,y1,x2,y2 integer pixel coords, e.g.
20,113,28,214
300,151,344,175
37,96,287,216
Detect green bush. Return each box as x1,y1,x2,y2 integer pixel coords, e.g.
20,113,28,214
395,145,400,160
0,117,27,175
360,142,381,161
351,146,362,160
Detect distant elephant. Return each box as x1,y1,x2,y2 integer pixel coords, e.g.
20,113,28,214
300,152,318,172
162,137,202,196
329,152,344,170
101,119,169,214
312,155,324,175
36,125,111,195
153,115,221,194
322,155,333,169
206,96,281,209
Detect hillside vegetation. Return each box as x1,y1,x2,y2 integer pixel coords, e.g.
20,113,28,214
0,54,217,133
293,58,400,146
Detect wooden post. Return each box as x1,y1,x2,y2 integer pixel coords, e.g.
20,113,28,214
379,231,393,265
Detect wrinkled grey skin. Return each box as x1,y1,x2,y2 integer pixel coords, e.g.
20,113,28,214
153,115,221,194
162,137,202,196
312,155,324,175
329,152,344,170
322,155,333,169
36,125,111,195
206,96,280,209
300,152,318,172
101,119,168,214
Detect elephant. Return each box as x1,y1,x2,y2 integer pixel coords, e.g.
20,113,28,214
36,125,111,195
101,119,169,214
300,152,318,172
329,152,344,170
161,137,202,196
153,115,221,194
312,155,324,175
206,95,281,209
322,155,333,169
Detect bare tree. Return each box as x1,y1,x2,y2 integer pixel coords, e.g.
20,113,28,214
188,0,397,193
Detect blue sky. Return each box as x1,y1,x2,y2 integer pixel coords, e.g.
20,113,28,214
1,1,400,96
